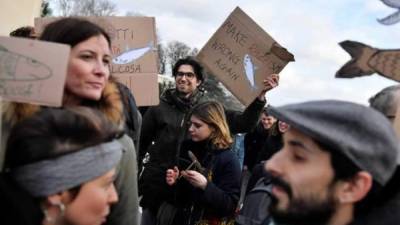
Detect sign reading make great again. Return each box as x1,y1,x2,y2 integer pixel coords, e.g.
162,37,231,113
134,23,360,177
35,16,159,106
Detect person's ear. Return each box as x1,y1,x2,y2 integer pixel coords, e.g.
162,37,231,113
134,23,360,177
336,171,373,204
44,190,73,211
196,79,202,87
46,193,63,206
210,125,216,132
42,192,68,222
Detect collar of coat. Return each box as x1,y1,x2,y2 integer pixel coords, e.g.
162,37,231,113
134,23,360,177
2,81,124,127
161,88,204,112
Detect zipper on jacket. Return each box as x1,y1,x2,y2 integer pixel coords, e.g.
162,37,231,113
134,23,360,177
180,115,185,127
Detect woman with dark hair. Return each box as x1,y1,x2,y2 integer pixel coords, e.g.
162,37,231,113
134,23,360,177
245,120,289,194
243,108,277,172
1,18,139,225
164,101,241,225
0,107,123,225
256,120,288,162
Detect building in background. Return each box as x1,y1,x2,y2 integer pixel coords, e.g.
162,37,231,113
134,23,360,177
0,0,42,35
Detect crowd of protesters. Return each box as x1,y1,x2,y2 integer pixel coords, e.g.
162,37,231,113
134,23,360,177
0,17,399,225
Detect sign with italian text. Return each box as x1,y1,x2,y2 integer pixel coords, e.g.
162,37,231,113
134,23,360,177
35,16,159,106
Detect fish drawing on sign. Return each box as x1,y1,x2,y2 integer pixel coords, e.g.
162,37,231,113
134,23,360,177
243,54,258,91
112,42,154,65
0,45,52,81
336,40,400,82
378,0,400,25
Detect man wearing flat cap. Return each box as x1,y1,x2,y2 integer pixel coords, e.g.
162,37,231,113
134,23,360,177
264,100,399,225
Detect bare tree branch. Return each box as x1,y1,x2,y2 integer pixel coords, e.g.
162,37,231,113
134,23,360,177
56,0,74,16
166,41,191,70
55,0,117,16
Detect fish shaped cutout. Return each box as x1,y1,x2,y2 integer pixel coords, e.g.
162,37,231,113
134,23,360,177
336,40,400,82
0,45,52,81
243,54,258,91
378,0,400,25
112,42,154,65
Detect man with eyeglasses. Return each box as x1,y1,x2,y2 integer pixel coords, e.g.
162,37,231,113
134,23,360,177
138,57,279,225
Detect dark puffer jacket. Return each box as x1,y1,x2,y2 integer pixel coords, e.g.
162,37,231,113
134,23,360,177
139,88,265,212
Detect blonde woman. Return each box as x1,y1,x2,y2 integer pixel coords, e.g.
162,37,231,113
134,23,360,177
165,101,240,225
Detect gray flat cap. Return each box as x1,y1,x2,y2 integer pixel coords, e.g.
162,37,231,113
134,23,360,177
268,100,399,186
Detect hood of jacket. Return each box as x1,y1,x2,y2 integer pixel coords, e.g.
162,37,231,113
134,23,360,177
3,80,124,127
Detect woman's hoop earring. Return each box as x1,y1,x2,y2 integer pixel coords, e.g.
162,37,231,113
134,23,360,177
57,202,65,217
42,202,66,224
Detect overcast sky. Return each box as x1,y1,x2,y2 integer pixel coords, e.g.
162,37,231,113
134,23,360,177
54,0,400,106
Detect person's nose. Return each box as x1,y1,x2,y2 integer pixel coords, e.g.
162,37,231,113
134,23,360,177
94,60,109,78
108,183,119,204
265,149,285,178
188,124,194,132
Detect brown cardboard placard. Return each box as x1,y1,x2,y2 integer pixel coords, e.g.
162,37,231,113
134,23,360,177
197,7,294,106
113,73,159,106
0,36,70,106
35,16,159,106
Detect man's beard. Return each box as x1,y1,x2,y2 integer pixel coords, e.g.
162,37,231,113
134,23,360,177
269,177,337,225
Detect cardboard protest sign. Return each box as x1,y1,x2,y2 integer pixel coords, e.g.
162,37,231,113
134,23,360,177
114,73,159,105
35,16,159,106
197,7,294,106
336,40,400,82
0,36,70,106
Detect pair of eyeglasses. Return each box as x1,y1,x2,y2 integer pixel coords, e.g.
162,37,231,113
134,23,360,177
176,71,196,78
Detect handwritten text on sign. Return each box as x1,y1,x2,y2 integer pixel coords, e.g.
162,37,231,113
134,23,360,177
197,7,294,106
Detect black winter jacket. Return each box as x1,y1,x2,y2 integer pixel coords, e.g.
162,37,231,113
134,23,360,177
243,124,269,170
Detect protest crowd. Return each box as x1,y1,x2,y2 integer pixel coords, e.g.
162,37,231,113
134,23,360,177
1,6,400,225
